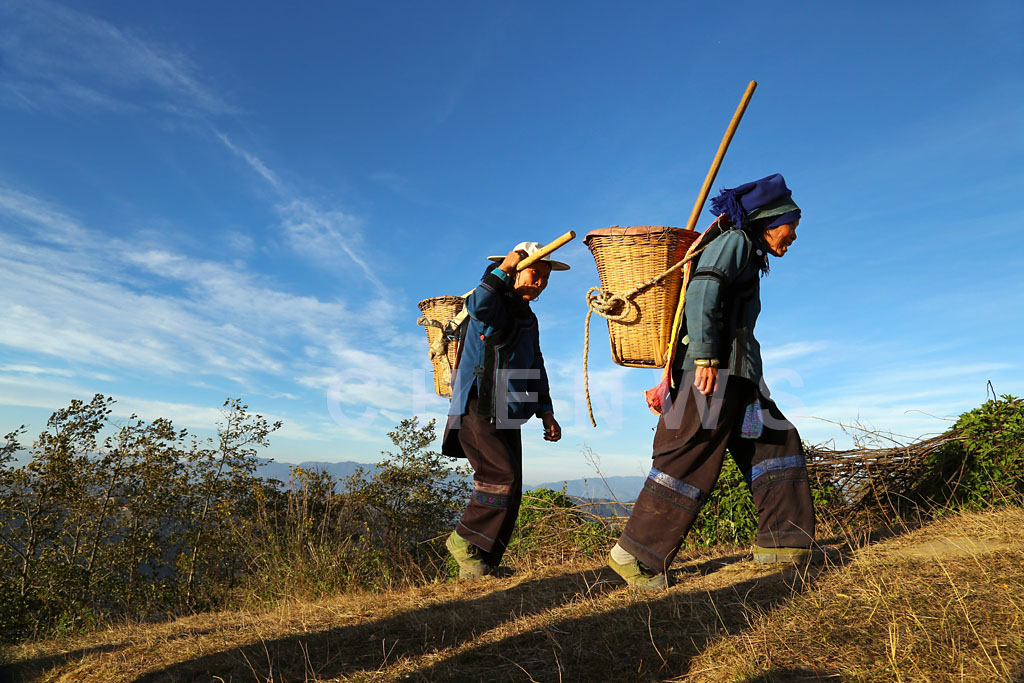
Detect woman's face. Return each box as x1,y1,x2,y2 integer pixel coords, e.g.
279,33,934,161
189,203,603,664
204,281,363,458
763,220,799,257
514,262,552,301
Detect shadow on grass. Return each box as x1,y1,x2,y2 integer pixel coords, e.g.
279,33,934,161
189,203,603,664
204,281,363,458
407,563,834,682
0,642,128,683
131,567,615,682
742,668,844,681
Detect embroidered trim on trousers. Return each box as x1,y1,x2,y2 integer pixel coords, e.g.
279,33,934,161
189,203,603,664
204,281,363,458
619,376,815,572
455,399,523,565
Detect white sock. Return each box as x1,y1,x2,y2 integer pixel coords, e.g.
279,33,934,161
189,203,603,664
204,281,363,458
610,542,636,564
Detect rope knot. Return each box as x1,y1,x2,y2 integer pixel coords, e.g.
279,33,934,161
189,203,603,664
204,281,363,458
582,239,711,428
417,316,451,359
586,287,634,322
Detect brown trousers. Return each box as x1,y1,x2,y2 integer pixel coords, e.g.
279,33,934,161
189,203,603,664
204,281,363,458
619,374,815,572
454,399,523,566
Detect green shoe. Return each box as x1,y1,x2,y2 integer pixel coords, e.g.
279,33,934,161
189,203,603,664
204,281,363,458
753,545,840,565
607,553,668,591
446,531,493,578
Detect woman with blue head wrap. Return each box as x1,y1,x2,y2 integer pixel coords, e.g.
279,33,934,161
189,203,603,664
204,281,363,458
708,172,801,274
609,174,827,590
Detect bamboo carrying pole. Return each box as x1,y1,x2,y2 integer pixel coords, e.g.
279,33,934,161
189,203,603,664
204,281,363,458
665,81,757,356
683,81,757,232
517,230,576,270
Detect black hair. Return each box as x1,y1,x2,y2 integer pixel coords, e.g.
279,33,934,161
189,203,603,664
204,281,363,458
742,217,773,276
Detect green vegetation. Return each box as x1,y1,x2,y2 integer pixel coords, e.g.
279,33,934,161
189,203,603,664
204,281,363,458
688,458,757,547
244,417,472,603
687,456,840,549
505,487,616,568
2,392,1022,668
924,394,1024,510
0,395,281,641
0,398,471,643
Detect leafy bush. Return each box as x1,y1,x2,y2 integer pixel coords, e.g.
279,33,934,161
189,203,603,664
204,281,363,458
687,455,841,548
0,400,479,642
0,396,280,642
924,395,1024,510
345,418,471,574
686,458,757,547
241,417,472,601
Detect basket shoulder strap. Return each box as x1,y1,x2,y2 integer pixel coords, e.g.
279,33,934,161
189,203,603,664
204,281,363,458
448,289,475,330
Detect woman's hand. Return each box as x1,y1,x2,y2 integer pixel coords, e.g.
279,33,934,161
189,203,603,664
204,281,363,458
540,412,561,442
498,249,527,275
694,366,718,396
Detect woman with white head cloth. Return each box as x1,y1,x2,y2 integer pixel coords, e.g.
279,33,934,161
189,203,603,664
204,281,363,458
442,241,569,578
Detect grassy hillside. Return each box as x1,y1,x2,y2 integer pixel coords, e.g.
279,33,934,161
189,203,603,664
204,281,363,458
3,504,1022,682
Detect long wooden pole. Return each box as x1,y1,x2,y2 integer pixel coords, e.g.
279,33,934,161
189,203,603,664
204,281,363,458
665,81,757,369
683,80,757,232
518,230,576,270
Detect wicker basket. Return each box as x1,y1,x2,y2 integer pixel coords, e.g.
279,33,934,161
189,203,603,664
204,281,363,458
584,226,699,368
417,296,465,398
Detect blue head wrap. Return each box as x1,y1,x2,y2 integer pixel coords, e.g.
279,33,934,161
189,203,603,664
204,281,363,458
709,173,801,231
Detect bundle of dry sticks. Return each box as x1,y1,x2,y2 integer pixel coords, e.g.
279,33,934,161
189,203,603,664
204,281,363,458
804,428,965,508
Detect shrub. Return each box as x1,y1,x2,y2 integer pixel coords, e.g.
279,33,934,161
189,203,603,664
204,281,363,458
687,455,841,549
924,395,1024,510
0,395,278,642
242,417,472,599
687,458,757,548
341,418,472,587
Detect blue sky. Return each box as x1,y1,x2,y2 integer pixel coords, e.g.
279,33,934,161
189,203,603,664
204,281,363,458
1,0,1021,484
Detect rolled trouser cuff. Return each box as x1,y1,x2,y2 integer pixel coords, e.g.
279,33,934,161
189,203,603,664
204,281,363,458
755,528,813,549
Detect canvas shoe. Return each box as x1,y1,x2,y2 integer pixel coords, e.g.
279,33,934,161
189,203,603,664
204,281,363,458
446,531,493,579
752,545,841,565
607,553,668,591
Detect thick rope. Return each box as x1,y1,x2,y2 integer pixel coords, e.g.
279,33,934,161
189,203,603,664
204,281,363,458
416,317,450,359
583,242,711,427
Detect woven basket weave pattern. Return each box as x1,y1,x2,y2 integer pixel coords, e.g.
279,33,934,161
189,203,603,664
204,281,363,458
585,227,698,368
417,296,465,398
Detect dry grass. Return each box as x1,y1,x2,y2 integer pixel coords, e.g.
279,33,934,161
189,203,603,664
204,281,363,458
685,505,1024,682
2,506,1022,682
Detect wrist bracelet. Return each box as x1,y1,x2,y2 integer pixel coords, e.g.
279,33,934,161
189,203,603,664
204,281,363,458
694,358,720,368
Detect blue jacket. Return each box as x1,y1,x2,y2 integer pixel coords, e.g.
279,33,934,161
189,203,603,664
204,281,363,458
677,229,764,385
448,267,554,426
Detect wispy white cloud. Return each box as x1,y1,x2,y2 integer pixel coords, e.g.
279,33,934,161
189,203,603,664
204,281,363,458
0,182,436,445
0,364,75,378
778,360,1012,447
0,253,276,377
1,2,382,290
0,1,509,456
1,210,350,381
0,373,330,445
213,130,387,290
761,340,829,365
276,199,384,290
0,186,91,244
0,0,232,116
214,131,283,192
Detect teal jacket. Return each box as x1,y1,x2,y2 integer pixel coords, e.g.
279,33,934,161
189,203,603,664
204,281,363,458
676,229,764,385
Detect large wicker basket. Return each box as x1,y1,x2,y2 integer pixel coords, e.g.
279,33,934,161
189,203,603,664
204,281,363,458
417,296,465,398
584,226,699,368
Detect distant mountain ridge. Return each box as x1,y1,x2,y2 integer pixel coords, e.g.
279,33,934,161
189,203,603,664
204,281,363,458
254,458,644,504
528,475,643,503
254,457,374,484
